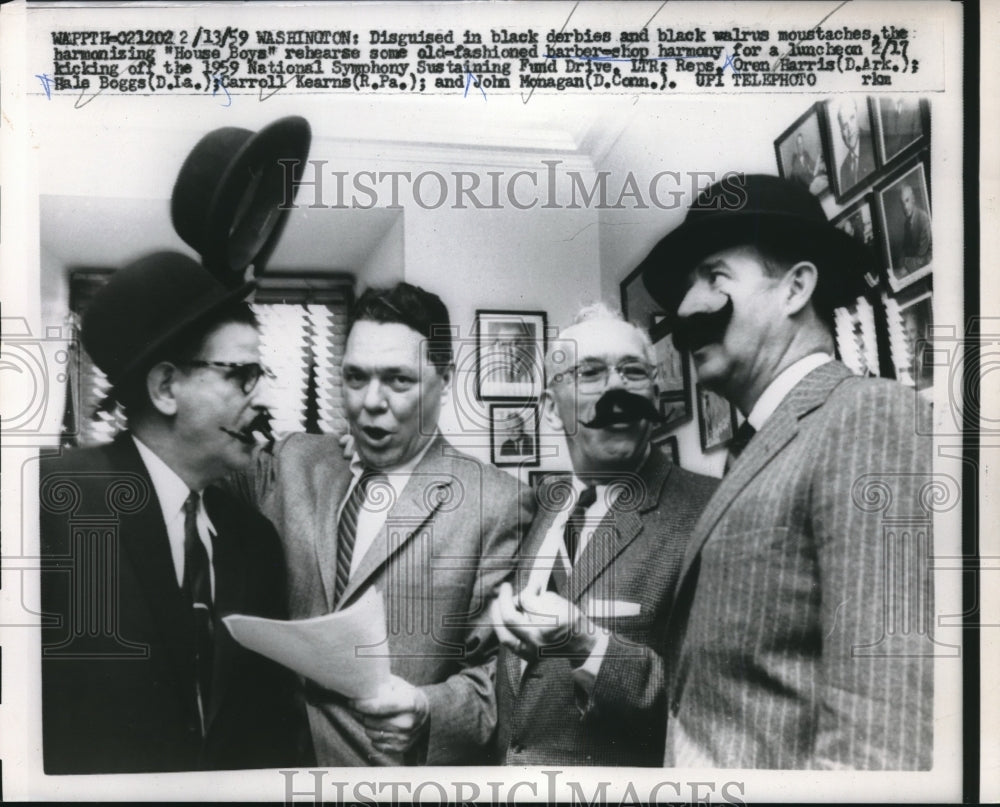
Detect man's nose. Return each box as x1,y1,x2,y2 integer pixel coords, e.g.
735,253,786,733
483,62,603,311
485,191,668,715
676,280,722,319
361,379,388,411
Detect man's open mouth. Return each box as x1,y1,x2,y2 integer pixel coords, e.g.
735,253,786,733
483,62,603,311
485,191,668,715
361,426,392,442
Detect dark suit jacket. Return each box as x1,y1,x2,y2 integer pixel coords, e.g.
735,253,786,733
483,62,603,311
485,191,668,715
40,433,310,774
240,433,534,765
495,449,717,766
663,362,935,769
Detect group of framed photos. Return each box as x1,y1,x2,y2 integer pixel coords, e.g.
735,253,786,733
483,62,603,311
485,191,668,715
475,309,547,468
776,95,933,394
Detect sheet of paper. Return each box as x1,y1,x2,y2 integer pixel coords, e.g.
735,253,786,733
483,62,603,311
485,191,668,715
222,587,390,699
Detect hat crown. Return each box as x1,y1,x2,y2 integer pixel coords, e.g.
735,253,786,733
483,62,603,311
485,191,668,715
82,251,246,385
687,173,827,226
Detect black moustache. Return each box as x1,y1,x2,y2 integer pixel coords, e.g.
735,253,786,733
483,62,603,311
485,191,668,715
581,388,663,429
221,409,275,446
671,297,734,353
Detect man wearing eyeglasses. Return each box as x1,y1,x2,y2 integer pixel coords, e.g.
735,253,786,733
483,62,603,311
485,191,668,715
238,282,534,766
39,251,310,774
489,303,717,765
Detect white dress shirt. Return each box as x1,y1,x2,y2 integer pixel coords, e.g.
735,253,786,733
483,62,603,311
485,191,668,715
132,435,216,598
521,476,620,689
745,352,833,431
338,435,437,578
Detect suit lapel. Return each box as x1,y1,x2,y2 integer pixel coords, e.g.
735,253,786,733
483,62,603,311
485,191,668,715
109,435,196,704
673,362,854,592
335,437,453,610
569,450,671,602
201,489,246,731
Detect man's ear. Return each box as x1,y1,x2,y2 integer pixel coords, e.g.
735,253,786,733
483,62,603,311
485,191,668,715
437,364,454,401
541,388,564,432
784,261,820,316
146,363,180,416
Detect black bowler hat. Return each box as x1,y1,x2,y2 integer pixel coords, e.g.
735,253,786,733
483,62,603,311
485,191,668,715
82,251,253,389
639,173,874,319
171,116,311,286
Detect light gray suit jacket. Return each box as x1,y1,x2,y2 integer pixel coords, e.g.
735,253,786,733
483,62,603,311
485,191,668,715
663,361,936,769
239,433,534,765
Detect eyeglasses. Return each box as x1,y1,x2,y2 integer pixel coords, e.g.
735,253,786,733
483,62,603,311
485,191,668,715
179,360,275,394
553,360,656,391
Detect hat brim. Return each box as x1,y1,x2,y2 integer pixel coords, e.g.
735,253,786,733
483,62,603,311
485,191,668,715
206,115,310,278
640,210,876,319
112,279,256,388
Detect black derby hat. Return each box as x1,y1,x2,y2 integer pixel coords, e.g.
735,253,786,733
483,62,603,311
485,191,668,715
171,115,311,285
640,173,874,319
82,251,253,388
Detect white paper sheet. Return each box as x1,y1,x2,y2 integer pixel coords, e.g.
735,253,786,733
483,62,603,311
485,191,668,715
223,587,390,699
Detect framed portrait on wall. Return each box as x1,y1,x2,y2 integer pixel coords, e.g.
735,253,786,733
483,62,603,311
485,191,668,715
620,264,662,329
884,286,934,394
774,102,832,198
823,95,877,203
696,384,738,452
872,96,930,167
490,403,541,467
874,160,932,291
652,433,680,466
651,331,691,427
475,310,546,401
831,194,882,287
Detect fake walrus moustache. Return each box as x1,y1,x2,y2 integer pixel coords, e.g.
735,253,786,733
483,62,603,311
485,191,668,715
581,388,663,429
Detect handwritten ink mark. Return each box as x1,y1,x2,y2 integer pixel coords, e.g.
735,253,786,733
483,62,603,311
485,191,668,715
464,72,487,101
768,0,850,71
523,0,579,104
35,74,54,99
74,84,105,109
717,51,740,75
259,75,287,102
212,73,232,107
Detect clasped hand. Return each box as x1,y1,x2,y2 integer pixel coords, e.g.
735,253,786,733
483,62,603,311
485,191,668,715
490,581,597,662
349,674,429,754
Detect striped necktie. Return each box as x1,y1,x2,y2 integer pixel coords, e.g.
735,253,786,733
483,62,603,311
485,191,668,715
333,469,386,608
183,490,213,734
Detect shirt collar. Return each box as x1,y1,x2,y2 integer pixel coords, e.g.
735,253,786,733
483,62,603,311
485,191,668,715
132,434,197,518
349,432,439,483
745,353,832,431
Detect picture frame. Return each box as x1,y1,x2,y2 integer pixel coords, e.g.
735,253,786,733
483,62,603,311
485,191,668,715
475,310,547,401
884,285,934,394
651,331,691,428
774,102,832,199
830,193,883,286
696,384,739,452
620,265,662,329
822,95,878,203
872,96,930,167
528,469,572,488
873,159,932,292
652,433,680,466
490,403,541,467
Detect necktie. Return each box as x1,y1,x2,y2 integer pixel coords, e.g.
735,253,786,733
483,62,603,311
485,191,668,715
724,421,757,474
334,469,385,608
183,491,213,733
563,485,598,564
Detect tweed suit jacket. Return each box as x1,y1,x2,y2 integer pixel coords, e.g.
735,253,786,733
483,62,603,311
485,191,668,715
40,433,310,774
494,448,718,766
241,432,534,765
663,361,935,769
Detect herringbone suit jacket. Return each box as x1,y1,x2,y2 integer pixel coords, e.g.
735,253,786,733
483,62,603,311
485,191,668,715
495,448,717,765
663,362,935,769
240,433,534,765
